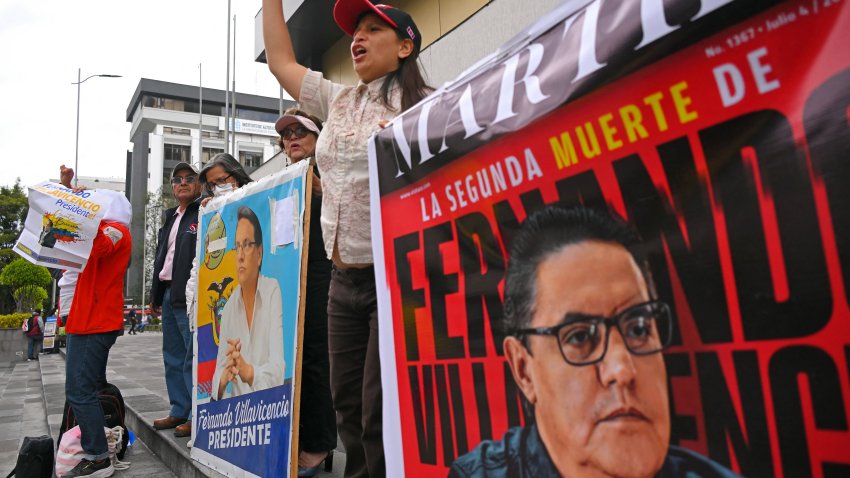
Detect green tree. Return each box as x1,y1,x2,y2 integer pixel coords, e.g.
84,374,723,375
0,179,29,312
12,285,48,312
0,258,52,311
140,188,175,304
0,179,28,268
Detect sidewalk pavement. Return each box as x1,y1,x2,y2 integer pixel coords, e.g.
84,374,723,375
0,355,176,478
106,332,345,477
0,360,49,469
2,331,345,477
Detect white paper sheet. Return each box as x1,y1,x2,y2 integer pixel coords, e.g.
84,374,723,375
274,197,295,246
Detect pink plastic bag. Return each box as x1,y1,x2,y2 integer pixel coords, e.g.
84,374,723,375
55,425,83,476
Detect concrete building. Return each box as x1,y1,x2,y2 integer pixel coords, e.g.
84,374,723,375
253,0,564,89
124,78,295,302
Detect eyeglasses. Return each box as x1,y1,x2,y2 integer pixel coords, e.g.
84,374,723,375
234,240,259,253
208,174,232,187
171,175,198,185
515,301,672,366
281,125,312,140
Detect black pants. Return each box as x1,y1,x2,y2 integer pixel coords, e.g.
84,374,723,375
328,266,384,478
299,260,337,453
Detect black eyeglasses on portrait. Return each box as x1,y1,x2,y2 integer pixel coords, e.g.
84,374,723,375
514,301,673,366
281,125,311,140
171,175,198,185
234,240,259,253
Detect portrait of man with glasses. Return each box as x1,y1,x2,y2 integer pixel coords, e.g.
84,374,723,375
212,205,285,400
449,206,739,478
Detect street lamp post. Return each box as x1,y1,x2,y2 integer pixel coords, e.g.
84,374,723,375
72,68,121,186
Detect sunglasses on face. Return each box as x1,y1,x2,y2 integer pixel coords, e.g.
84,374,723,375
281,125,312,141
171,175,198,185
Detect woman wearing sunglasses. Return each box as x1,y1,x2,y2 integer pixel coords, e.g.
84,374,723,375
275,109,337,477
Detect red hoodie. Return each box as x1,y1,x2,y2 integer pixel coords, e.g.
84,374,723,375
66,220,131,334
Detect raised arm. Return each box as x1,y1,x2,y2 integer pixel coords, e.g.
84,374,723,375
263,0,308,99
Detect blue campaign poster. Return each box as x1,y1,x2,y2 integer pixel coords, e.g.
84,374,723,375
191,161,308,478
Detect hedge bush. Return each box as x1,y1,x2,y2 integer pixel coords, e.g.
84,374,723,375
0,313,30,329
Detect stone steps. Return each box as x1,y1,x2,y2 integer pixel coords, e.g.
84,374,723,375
39,352,181,477
54,341,224,478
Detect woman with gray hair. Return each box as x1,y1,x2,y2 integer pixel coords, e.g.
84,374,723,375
186,153,253,316
182,153,254,439
199,152,253,201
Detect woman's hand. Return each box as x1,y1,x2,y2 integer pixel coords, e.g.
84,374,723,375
312,177,323,197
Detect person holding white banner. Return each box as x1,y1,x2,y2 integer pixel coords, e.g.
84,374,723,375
61,186,132,478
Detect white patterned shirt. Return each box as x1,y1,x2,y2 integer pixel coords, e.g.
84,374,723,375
299,69,400,265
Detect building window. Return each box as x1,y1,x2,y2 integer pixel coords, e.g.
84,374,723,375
202,147,225,165
203,130,223,140
233,107,279,124
240,151,263,168
163,127,191,136
164,143,191,163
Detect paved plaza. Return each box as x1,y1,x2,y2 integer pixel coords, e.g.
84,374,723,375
0,332,344,478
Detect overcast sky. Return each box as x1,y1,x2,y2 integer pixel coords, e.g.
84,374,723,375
0,0,286,189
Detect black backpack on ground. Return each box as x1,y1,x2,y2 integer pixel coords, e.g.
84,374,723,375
57,382,130,460
6,435,54,478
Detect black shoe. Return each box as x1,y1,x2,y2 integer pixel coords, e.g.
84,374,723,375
60,458,114,477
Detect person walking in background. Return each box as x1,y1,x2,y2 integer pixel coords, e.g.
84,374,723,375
127,308,138,335
61,189,132,478
263,0,431,475
149,162,201,439
275,109,337,476
25,309,44,361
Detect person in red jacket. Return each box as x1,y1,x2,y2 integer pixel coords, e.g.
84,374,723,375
60,181,132,478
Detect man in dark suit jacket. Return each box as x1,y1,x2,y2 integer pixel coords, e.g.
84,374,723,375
149,162,201,438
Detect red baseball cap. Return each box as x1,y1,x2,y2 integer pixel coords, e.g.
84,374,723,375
333,0,422,52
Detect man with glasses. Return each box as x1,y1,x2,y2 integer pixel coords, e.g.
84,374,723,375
449,206,738,478
212,205,285,399
150,162,202,438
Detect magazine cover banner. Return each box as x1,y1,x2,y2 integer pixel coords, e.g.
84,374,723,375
15,182,112,271
369,0,850,476
191,161,308,478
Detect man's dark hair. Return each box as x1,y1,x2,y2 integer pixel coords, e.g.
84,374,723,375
237,206,263,247
236,206,263,268
503,206,653,334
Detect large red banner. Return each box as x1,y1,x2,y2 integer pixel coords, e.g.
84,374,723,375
370,0,850,476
